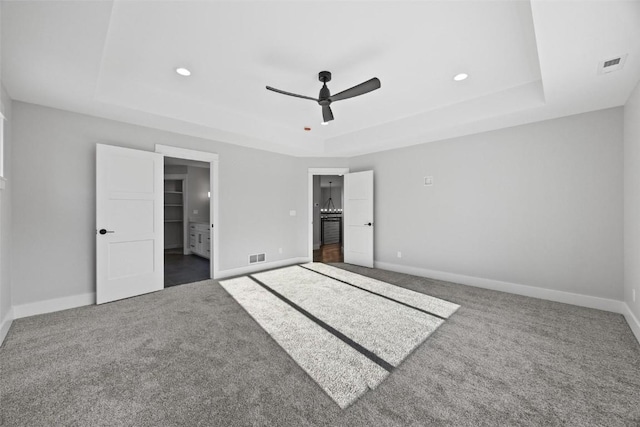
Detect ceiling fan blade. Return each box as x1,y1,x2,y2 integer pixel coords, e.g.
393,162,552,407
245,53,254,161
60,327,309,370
322,105,334,123
266,86,318,102
329,77,381,102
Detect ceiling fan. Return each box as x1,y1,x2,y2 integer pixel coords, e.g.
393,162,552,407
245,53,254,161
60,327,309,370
266,71,381,124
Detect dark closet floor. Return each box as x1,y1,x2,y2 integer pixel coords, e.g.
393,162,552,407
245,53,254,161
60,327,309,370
164,249,210,287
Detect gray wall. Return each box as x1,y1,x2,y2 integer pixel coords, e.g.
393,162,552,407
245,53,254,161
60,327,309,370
0,84,13,332
321,187,342,209
349,108,624,300
187,166,210,223
164,165,187,175
11,101,347,306
6,99,630,313
624,80,640,320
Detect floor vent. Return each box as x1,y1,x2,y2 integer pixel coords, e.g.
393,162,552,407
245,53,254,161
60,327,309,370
249,253,266,264
598,54,627,74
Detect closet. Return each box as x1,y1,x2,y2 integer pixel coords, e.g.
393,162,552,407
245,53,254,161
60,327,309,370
164,179,185,250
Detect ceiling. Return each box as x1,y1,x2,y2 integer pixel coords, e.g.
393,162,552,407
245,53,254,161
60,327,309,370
2,1,639,157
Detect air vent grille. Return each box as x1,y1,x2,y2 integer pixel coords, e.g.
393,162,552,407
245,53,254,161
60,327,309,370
598,54,627,74
604,58,621,68
249,253,266,264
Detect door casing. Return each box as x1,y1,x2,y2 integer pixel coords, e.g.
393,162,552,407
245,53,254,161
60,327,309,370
155,145,219,280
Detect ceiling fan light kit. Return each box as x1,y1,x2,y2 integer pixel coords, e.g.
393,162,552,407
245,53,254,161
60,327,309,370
266,71,381,123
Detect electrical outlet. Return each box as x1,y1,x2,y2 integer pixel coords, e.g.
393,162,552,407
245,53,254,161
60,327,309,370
289,210,296,216
397,251,402,258
424,176,434,186
193,209,198,215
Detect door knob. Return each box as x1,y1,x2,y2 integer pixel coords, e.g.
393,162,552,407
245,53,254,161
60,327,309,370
98,229,115,235
364,222,372,226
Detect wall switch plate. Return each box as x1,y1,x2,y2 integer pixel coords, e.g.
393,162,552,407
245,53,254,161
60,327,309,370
289,210,296,216
279,248,283,254
424,176,434,186
193,209,198,214
397,251,402,258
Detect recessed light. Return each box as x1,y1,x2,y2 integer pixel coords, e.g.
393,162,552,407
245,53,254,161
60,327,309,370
453,73,468,81
321,121,329,126
176,67,191,77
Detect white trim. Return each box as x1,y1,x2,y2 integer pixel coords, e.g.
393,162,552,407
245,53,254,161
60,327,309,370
156,145,219,280
0,307,14,346
375,261,626,314
216,257,311,280
308,168,350,174
308,168,349,260
210,159,219,279
155,144,219,162
622,303,640,345
13,293,95,319
0,111,5,180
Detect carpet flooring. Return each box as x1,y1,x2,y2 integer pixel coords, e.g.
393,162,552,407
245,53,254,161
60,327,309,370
1,263,639,426
220,264,458,408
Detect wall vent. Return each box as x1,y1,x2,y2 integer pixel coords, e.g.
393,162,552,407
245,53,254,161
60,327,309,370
249,253,266,264
598,54,627,74
603,58,620,68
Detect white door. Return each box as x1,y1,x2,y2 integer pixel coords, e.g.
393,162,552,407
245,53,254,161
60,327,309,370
96,144,164,304
344,170,374,268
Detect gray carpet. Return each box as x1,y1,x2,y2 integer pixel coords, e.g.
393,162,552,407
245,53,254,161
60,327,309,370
1,263,639,426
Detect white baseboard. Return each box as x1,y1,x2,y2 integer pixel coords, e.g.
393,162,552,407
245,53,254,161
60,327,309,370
13,292,95,319
622,303,640,344
6,257,312,321
0,307,14,346
375,261,626,314
216,257,311,280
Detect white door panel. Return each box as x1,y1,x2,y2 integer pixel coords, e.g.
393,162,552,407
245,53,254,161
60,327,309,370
108,200,155,234
97,144,164,304
347,200,370,225
107,154,156,193
108,240,155,279
344,170,374,268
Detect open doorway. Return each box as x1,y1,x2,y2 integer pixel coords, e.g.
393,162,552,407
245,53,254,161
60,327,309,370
313,175,344,263
163,156,210,287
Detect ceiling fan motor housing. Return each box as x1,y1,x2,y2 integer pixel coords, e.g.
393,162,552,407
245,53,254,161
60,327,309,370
318,71,332,83
319,71,332,104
